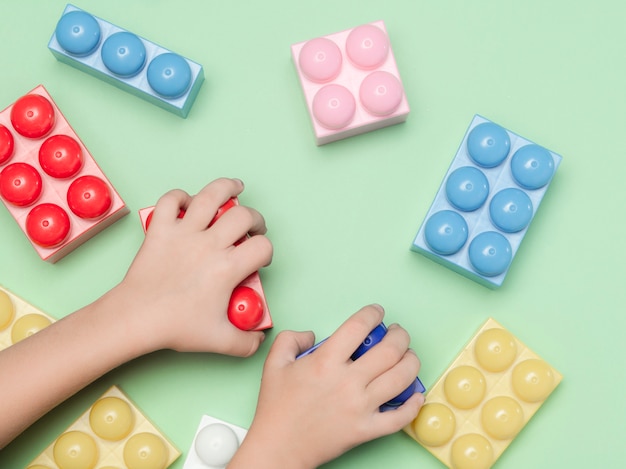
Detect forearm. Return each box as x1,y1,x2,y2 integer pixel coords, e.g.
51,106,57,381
0,283,159,447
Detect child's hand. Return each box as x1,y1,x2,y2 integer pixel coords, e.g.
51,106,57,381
229,304,424,469
114,178,273,356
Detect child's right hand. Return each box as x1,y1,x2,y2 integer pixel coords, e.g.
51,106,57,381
111,177,273,357
229,304,425,469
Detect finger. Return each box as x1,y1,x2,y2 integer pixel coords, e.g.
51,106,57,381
368,391,425,438
320,304,385,362
148,189,191,230
265,330,316,369
230,236,274,281
366,348,421,408
183,178,244,231
351,323,411,380
209,206,267,248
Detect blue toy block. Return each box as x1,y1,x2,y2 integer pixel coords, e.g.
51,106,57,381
297,323,426,411
48,4,204,118
411,115,562,288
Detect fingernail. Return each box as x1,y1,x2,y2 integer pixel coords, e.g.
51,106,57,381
371,304,385,313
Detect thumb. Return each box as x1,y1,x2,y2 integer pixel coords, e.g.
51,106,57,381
222,329,266,357
265,330,315,368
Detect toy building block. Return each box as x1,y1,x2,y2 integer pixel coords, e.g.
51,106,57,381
0,285,56,351
183,415,248,469
291,20,409,145
411,115,562,288
138,198,272,331
0,85,129,263
27,385,181,469
404,318,562,469
49,4,204,118
298,322,425,411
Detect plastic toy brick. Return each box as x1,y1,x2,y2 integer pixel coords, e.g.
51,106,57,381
0,285,56,351
411,115,562,288
182,415,248,469
0,85,129,263
27,385,181,469
48,4,204,118
138,198,272,331
297,322,425,411
291,20,409,145
404,318,562,469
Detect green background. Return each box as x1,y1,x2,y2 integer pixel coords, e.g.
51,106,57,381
1,1,624,468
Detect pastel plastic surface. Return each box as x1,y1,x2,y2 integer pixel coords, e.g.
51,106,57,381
403,318,562,469
48,4,204,118
27,385,180,469
0,85,128,263
411,115,562,288
0,285,56,351
291,20,409,145
182,415,248,469
137,200,272,331
297,322,426,411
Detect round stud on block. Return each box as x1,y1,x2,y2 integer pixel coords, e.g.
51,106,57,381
423,210,469,256
359,71,403,116
474,328,517,373
0,124,15,165
101,32,147,77
53,431,99,469
39,134,84,179
195,423,240,467
412,402,456,447
481,396,524,440
489,188,533,233
512,358,555,403
443,365,486,410
10,94,55,139
445,166,489,212
511,144,555,189
0,291,15,331
11,314,52,344
351,323,387,360
147,53,192,98
468,231,512,277
26,203,71,248
0,162,43,207
450,433,494,469
123,432,168,469
467,122,511,168
312,84,356,130
89,396,135,441
228,286,264,331
345,24,389,70
55,10,101,56
67,175,113,219
298,37,342,83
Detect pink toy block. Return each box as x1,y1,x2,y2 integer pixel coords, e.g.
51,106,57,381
291,20,409,145
138,199,272,331
0,85,129,263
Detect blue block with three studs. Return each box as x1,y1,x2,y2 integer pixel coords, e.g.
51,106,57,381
48,4,204,118
411,115,562,289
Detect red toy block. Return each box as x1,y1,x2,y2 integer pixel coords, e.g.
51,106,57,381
291,20,409,145
138,198,272,331
0,85,128,263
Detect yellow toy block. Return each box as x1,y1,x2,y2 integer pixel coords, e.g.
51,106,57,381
0,285,56,351
27,385,181,469
404,318,562,469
